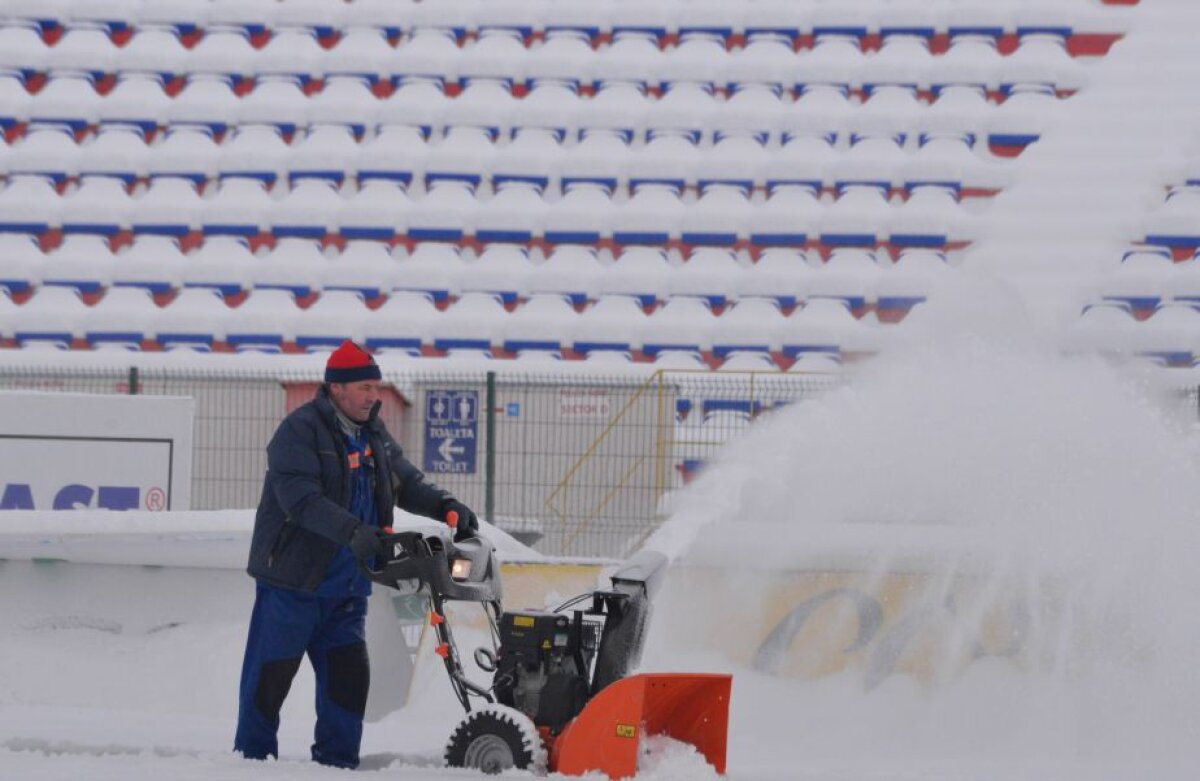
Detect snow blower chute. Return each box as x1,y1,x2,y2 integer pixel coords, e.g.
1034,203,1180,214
361,515,732,778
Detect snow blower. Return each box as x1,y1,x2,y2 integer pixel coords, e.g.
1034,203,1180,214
361,515,732,778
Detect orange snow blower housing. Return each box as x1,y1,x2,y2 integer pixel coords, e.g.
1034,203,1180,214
362,515,732,778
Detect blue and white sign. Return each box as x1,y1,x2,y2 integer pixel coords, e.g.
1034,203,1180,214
423,390,478,474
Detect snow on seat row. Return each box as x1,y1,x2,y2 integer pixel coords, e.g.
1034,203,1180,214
0,173,980,256
0,0,1133,56
0,234,953,360
0,235,949,313
0,71,1062,159
0,26,1103,97
0,123,1013,194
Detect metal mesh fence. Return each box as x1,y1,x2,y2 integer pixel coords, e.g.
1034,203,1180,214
0,363,839,557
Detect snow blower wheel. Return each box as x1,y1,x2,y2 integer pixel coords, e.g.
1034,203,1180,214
445,705,546,775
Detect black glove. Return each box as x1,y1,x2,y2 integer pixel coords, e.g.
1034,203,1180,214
348,524,386,563
442,498,478,541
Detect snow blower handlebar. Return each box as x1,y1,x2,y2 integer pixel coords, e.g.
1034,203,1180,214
358,523,503,605
358,521,504,711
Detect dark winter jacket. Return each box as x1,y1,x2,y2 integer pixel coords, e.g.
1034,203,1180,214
246,386,450,592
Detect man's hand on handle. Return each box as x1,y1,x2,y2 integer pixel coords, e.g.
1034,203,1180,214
442,498,478,541
348,524,387,562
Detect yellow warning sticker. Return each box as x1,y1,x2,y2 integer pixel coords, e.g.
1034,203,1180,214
513,615,536,628
615,724,637,739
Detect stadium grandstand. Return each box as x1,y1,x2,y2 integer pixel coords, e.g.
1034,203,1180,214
0,0,1179,373
14,0,1200,556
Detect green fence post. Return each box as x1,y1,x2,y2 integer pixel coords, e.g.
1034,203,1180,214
128,366,138,395
485,370,496,525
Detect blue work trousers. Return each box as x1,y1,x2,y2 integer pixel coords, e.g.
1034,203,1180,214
234,582,370,768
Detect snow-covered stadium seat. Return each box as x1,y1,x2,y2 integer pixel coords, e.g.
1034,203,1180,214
293,290,371,351
39,234,115,295
460,244,536,303
222,288,300,352
12,285,90,348
501,293,578,354
180,236,255,297
737,248,816,309
362,291,439,353
572,294,649,355
431,291,508,352
643,295,717,356
393,242,467,302
81,286,159,349
526,244,605,305
110,235,187,296
599,246,671,308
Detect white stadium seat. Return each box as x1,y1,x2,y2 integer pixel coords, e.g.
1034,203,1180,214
501,293,577,353
599,245,671,308
59,176,132,237
337,179,410,242
474,181,547,245
77,126,149,183
0,234,45,294
460,244,536,303
355,124,428,187
393,242,467,301
668,247,747,307
288,125,361,185
28,75,101,132
180,236,255,297
711,297,787,357
145,126,221,184
234,77,310,135
82,286,159,349
252,237,327,296
110,235,187,295
544,182,617,246
432,291,509,351
113,28,190,78
12,285,90,347
7,125,83,183
305,77,380,134
222,288,299,352
527,244,604,305
808,248,883,310
737,248,816,309
324,29,397,81
362,291,439,353
612,182,685,246
0,174,62,235
680,185,753,249
200,177,274,238
572,294,649,355
405,179,477,243
39,234,115,295
320,240,400,299
269,179,344,239
293,290,372,351
165,75,241,134
643,296,717,356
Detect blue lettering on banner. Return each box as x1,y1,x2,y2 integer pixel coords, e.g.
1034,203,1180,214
1,483,141,510
423,390,478,474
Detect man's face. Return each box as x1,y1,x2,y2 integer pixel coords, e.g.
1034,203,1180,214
329,380,381,423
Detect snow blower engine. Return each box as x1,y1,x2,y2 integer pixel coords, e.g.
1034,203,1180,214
361,515,732,779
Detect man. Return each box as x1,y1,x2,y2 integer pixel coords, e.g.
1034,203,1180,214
234,340,478,768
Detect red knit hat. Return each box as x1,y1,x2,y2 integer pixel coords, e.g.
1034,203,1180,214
325,340,382,384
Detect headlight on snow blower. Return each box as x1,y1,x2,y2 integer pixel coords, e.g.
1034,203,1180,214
450,557,472,581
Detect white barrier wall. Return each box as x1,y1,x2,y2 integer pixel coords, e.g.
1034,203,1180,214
0,509,605,721
0,390,194,512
